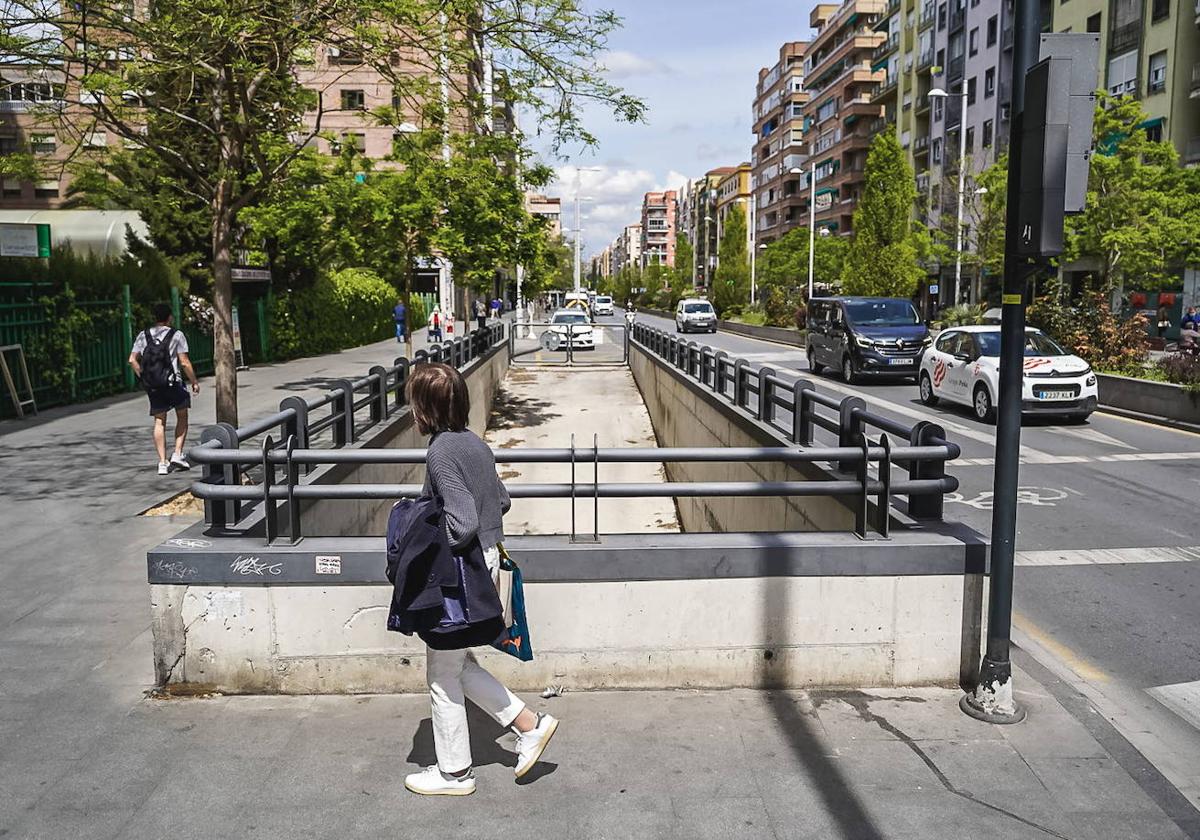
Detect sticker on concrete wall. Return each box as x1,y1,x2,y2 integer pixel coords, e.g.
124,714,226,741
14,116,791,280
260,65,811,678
315,555,342,575
206,590,243,622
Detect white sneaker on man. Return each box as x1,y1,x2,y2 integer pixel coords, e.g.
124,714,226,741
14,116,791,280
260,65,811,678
157,461,170,476
170,453,191,471
515,713,559,778
404,766,476,796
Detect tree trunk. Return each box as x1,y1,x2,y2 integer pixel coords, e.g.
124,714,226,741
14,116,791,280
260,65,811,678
404,255,415,360
212,181,239,426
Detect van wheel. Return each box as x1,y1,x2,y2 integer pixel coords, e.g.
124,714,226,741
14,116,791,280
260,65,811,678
919,373,938,406
807,346,823,374
973,385,995,423
842,356,859,385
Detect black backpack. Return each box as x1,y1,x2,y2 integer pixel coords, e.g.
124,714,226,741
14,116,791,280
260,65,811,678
140,328,178,390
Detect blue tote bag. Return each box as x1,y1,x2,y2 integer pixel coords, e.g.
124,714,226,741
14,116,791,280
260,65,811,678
491,545,533,662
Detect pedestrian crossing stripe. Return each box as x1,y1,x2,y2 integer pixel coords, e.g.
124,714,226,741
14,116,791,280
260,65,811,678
1015,546,1200,566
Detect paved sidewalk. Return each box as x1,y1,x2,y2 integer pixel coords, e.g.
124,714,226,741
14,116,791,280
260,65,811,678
1,332,1197,840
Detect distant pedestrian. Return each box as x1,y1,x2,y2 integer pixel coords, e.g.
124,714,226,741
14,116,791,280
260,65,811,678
1156,303,1171,338
490,297,501,320
428,307,444,343
1182,307,1198,333
128,303,200,476
398,363,558,796
394,298,407,344
474,299,488,332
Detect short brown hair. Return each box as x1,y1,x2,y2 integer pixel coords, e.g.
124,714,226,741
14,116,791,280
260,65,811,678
406,362,470,435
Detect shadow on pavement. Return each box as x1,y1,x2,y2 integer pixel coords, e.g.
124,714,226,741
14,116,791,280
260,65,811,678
405,706,559,783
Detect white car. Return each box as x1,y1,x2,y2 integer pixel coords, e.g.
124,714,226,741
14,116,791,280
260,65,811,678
542,309,595,350
593,295,615,316
676,298,718,333
918,326,1098,423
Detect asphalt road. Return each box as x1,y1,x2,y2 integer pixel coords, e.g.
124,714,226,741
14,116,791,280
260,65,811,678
628,308,1200,808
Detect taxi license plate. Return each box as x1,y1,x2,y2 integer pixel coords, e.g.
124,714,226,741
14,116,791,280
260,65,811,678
1037,390,1073,400
888,358,914,365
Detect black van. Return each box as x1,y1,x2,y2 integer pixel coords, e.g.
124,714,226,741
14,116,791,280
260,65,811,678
806,297,930,383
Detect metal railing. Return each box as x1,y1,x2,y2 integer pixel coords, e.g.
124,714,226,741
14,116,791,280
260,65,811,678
189,321,507,528
629,323,960,528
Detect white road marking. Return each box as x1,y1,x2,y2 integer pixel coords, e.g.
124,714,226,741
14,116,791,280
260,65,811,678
1044,425,1137,449
1015,546,1200,566
950,451,1200,467
1147,681,1200,734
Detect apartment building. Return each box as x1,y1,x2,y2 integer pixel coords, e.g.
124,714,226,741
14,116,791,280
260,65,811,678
678,167,737,289
591,245,613,280
1050,0,1200,165
525,192,563,238
611,223,642,276
752,41,812,244
803,0,888,234
714,164,752,243
640,190,677,268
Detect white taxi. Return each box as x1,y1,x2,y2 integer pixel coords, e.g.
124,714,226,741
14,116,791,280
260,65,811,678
918,326,1098,423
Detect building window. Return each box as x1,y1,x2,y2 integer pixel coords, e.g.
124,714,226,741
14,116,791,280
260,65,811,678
969,28,979,56
937,2,947,28
966,126,975,152
933,137,943,163
30,134,56,154
327,45,364,66
34,180,59,198
967,76,977,104
84,131,106,148
933,96,945,120
1144,122,1163,142
1151,0,1168,21
340,132,366,152
982,119,994,147
1107,50,1138,96
340,89,365,110
1148,51,1167,94
816,98,837,122
1086,12,1101,32
984,68,996,98
2,178,21,198
987,15,998,45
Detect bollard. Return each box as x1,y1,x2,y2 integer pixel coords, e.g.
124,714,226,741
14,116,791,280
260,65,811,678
332,379,356,447
368,365,388,424
200,422,240,527
758,366,776,423
908,420,947,520
393,357,410,409
714,351,728,396
279,395,310,473
791,379,815,445
733,359,750,408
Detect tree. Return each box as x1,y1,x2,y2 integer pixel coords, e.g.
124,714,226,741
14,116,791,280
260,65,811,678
712,204,749,315
2,0,643,424
1065,93,1200,295
670,232,694,306
758,226,848,298
842,129,923,297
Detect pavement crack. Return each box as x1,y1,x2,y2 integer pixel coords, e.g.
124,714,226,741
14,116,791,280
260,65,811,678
835,692,1072,840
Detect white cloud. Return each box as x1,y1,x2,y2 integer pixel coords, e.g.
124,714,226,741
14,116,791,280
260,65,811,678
600,49,672,79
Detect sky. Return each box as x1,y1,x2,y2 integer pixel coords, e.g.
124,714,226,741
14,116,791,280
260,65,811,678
527,0,819,260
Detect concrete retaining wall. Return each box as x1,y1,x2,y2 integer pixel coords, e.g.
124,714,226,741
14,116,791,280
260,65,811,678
638,308,806,347
629,341,855,533
1097,372,1200,426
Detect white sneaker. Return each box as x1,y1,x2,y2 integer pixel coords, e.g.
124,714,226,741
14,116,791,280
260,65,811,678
404,766,476,796
157,461,170,476
170,453,191,471
514,712,559,778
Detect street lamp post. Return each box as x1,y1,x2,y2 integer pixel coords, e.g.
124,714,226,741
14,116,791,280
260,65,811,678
572,167,603,293
808,161,818,301
929,85,970,306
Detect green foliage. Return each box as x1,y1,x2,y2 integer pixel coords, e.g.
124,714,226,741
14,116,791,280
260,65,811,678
18,286,124,403
712,204,749,316
1027,280,1148,374
405,294,428,334
758,227,849,299
934,304,987,329
842,129,923,297
269,268,395,360
762,286,794,327
1157,354,1200,393
0,246,174,302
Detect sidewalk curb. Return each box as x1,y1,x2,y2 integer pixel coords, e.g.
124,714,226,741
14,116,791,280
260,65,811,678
1097,403,1200,435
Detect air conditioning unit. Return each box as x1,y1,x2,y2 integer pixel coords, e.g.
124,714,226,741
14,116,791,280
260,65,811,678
1000,104,1011,121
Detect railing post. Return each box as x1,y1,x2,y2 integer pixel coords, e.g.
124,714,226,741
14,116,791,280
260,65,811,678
837,396,867,472
908,420,946,520
877,434,892,538
714,351,728,396
279,395,310,474
733,359,749,407
414,349,429,366
262,435,278,545
285,434,302,544
758,366,776,423
368,365,388,424
792,379,815,445
332,379,356,447
393,357,410,410
199,422,239,527
855,433,870,539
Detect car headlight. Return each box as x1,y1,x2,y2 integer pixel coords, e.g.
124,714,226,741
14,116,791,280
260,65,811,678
855,335,874,348
1086,374,1096,386
921,336,932,346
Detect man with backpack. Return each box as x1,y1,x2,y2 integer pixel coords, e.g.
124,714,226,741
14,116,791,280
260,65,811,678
128,303,200,475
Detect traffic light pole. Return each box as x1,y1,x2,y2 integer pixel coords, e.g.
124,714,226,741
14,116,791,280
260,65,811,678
961,0,1040,724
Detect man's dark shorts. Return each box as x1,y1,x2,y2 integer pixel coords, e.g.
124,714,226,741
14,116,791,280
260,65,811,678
147,383,191,416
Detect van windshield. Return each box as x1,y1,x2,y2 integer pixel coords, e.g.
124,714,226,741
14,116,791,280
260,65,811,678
596,296,612,304
684,303,714,314
843,299,920,327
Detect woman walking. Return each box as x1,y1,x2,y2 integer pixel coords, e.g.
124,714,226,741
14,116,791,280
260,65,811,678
402,363,558,796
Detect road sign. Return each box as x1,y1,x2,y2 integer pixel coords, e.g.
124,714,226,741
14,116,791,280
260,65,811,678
0,223,51,258
231,266,271,282
929,284,940,295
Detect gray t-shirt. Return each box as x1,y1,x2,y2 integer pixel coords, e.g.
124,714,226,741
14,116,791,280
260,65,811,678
132,325,189,376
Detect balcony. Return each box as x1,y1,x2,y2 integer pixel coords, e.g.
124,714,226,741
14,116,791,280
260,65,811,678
867,116,888,134
916,171,931,192
872,32,900,61
919,3,936,29
1110,20,1140,55
874,0,902,29
947,55,965,80
1001,24,1013,50
1191,62,1200,98
915,93,931,115
872,76,899,101
1187,136,1200,163
949,2,966,31
913,135,930,156
917,46,935,71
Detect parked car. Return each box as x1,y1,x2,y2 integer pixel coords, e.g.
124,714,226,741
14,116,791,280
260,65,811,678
806,297,930,383
593,295,615,316
918,325,1097,423
675,298,718,333
542,309,595,350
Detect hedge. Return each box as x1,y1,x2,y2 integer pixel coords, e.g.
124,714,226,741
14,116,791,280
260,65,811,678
269,268,396,360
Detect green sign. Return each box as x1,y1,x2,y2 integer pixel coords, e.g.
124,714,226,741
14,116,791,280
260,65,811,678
0,222,51,258
36,224,50,258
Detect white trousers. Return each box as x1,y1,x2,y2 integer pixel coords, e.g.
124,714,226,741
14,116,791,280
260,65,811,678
426,545,525,773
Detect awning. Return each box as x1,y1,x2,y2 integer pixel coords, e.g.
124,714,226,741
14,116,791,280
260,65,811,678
0,209,148,258
815,187,838,197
